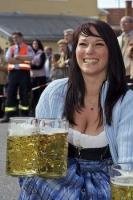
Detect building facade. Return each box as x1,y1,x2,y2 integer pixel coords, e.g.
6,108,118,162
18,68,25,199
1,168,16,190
0,0,99,50
0,0,98,17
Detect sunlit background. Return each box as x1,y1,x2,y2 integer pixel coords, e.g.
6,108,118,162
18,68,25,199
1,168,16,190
98,0,127,8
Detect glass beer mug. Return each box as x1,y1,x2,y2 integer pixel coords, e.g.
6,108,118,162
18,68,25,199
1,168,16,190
110,163,133,200
6,117,38,176
37,118,69,178
6,117,69,178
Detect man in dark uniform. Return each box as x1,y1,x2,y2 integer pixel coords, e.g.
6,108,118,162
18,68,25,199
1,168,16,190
0,32,34,122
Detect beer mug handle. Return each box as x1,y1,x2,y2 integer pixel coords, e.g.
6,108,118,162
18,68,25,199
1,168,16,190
31,118,39,132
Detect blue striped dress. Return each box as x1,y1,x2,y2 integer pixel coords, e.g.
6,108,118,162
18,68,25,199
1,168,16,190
19,157,112,200
18,78,133,200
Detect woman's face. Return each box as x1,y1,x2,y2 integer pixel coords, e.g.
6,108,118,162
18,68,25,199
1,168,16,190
76,26,108,78
58,43,67,53
32,40,39,50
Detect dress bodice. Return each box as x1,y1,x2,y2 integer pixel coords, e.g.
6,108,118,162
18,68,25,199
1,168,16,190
68,128,108,148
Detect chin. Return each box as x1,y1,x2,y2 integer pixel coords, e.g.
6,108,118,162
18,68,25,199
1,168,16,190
82,71,96,76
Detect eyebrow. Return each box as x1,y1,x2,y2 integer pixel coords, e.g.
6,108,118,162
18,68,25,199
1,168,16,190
78,38,104,42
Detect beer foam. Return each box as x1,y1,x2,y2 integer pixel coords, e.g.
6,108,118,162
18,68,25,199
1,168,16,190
8,123,37,136
40,128,68,135
112,176,133,186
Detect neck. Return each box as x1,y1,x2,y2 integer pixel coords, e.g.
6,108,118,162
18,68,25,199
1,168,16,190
83,75,106,97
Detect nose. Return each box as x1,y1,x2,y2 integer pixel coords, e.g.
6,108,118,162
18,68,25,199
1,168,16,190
86,44,94,54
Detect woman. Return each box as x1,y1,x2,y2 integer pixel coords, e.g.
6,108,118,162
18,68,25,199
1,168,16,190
50,39,70,80
50,52,61,81
19,19,133,199
30,39,46,116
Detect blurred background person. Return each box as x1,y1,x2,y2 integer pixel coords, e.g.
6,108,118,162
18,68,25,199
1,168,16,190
50,39,70,80
30,39,46,116
0,32,34,123
117,16,133,88
0,47,8,118
118,16,133,52
63,28,74,56
50,52,61,81
44,46,53,83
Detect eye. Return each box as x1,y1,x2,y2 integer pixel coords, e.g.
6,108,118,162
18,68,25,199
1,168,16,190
95,42,105,46
78,42,87,47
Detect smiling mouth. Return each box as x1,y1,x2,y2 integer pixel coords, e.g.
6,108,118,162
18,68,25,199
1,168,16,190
83,58,98,64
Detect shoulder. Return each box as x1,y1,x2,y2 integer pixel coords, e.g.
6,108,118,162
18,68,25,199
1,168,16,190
8,45,16,52
24,43,32,50
38,78,68,104
40,51,46,58
121,90,133,105
113,89,133,120
27,45,33,50
36,78,68,118
5,45,16,57
43,78,68,97
112,90,133,163
41,51,45,56
114,90,133,110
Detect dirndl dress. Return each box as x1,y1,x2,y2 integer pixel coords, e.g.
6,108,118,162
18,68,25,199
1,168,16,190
19,129,112,200
19,154,112,200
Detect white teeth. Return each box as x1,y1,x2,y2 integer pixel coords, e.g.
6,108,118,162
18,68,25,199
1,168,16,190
84,59,98,64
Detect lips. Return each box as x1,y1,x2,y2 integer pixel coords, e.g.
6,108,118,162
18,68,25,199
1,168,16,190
83,58,99,64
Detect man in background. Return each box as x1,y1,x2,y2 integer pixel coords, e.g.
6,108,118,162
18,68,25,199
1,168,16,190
44,46,53,83
63,28,74,56
117,16,133,88
118,16,133,52
0,32,34,122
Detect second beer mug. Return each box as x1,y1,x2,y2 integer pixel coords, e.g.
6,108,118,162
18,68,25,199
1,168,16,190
6,117,69,178
37,118,69,178
110,163,133,200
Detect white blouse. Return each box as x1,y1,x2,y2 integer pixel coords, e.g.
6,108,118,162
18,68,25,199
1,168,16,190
68,128,108,148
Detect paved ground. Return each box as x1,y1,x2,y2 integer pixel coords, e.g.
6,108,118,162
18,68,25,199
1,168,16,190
0,122,19,200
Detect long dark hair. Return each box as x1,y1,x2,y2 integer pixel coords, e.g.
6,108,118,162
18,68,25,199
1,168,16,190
32,39,44,51
63,19,127,126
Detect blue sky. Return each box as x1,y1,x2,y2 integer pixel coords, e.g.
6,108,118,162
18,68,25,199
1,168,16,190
98,0,126,8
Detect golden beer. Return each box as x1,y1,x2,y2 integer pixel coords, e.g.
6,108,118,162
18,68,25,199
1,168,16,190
6,132,68,178
111,176,133,200
38,132,68,178
6,134,39,176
